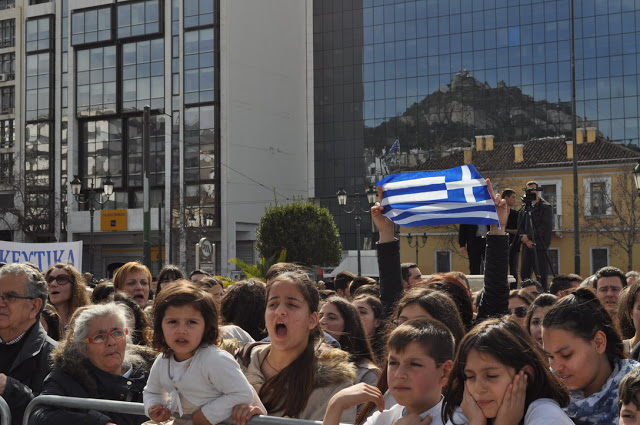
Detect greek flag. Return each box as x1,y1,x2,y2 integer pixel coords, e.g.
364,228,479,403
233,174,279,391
377,165,499,227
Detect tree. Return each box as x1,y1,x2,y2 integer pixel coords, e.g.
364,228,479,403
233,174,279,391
229,249,287,280
256,201,342,267
583,167,640,271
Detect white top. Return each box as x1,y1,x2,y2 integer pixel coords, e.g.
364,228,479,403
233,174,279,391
365,398,445,425
446,398,573,425
143,344,255,424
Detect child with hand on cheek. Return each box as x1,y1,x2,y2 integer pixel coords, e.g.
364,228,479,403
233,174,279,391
323,318,455,425
443,319,572,425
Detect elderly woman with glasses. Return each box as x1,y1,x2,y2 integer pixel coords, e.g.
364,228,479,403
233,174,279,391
28,303,156,425
44,264,90,332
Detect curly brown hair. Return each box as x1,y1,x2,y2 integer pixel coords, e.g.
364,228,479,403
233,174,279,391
151,280,219,357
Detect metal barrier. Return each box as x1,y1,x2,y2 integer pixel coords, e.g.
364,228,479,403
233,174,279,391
23,395,145,425
0,396,10,425
23,395,324,425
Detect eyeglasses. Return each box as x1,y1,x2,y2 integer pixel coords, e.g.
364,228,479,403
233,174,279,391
0,292,35,304
46,275,70,285
82,328,128,344
509,306,528,318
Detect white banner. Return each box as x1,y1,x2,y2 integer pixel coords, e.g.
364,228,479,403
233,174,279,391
0,241,83,271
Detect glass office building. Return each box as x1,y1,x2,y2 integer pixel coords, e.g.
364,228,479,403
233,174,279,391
314,0,640,249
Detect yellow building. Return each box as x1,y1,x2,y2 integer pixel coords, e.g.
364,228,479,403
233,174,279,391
404,132,640,278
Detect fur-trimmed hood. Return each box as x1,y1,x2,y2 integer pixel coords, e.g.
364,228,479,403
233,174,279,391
240,342,356,391
51,342,157,392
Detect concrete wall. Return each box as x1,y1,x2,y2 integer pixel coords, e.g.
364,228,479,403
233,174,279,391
219,0,312,276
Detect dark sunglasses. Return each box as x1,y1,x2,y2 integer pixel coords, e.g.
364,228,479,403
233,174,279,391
509,306,528,318
46,275,70,285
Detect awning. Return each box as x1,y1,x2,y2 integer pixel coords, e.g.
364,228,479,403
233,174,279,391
324,250,379,278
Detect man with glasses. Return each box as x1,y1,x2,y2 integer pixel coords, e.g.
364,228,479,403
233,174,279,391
594,266,627,315
0,263,56,425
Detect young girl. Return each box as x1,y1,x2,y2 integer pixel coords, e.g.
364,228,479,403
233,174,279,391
443,318,573,425
542,287,639,425
323,318,456,425
143,281,258,425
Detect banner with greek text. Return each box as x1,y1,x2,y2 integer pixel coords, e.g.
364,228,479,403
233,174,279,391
0,241,83,271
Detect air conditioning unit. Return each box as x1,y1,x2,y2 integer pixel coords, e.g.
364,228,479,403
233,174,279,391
0,74,8,82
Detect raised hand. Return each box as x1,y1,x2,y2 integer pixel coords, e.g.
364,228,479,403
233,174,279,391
486,179,507,235
371,185,395,243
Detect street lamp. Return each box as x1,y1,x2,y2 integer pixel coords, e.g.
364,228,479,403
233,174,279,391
337,185,377,276
70,174,114,275
407,233,428,265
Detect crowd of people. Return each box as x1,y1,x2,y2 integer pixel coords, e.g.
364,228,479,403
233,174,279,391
2,182,640,425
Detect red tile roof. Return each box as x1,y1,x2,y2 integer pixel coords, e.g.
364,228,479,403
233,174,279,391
413,137,640,172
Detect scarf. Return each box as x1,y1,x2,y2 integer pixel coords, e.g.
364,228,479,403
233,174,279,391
565,357,638,425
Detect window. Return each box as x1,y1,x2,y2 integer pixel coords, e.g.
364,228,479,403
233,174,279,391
71,7,112,46
590,247,609,274
547,248,559,277
117,0,160,39
583,176,612,216
184,0,214,28
0,86,13,113
0,119,14,148
0,152,13,182
122,39,164,112
26,17,51,52
76,46,117,117
81,119,123,188
126,115,165,187
184,105,215,182
435,250,451,273
590,181,607,215
25,123,51,188
0,53,14,79
184,28,214,104
0,20,14,48
25,53,51,121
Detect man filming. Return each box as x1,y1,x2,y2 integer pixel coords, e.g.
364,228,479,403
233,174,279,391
517,181,553,292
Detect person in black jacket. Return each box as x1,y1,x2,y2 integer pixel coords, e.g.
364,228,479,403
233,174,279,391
518,181,553,292
373,180,510,324
28,302,156,425
0,263,56,425
458,224,487,275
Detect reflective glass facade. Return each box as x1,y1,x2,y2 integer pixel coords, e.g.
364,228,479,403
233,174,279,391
314,0,640,249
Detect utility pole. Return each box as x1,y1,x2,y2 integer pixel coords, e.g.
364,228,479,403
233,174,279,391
143,105,151,268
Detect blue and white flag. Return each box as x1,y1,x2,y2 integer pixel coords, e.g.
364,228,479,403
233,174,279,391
385,139,400,157
376,165,499,227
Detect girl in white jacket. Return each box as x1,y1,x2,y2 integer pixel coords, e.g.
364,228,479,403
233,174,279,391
143,281,260,425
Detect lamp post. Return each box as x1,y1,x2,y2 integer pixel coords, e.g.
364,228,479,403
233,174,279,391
337,185,377,276
70,175,114,275
407,233,428,265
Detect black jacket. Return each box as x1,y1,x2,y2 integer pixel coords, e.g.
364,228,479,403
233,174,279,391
458,224,481,247
517,199,553,249
3,322,56,425
28,346,155,425
376,234,510,324
376,238,403,319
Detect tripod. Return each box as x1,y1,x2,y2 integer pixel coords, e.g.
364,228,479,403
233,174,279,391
522,201,556,292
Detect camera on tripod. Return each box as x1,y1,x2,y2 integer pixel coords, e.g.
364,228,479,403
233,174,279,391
521,186,541,205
